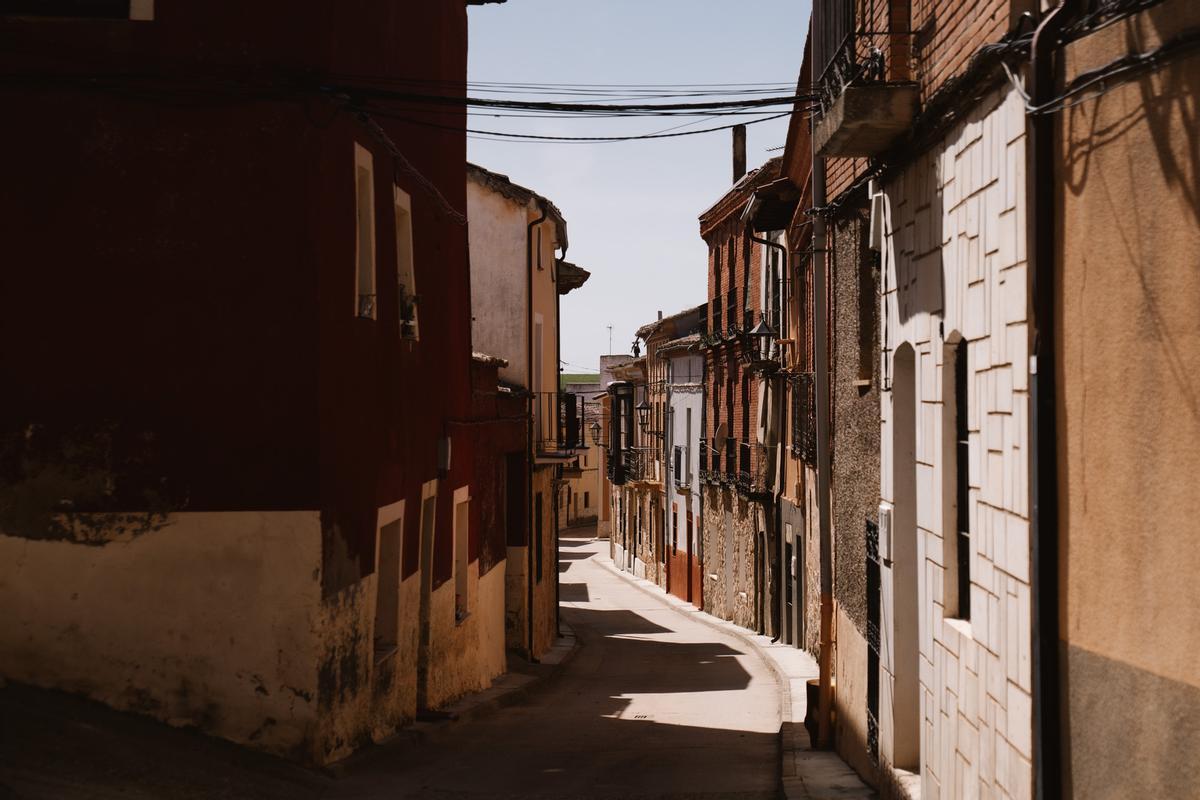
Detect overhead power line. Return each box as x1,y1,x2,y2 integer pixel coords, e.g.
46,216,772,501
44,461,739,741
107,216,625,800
321,84,817,115
358,108,798,143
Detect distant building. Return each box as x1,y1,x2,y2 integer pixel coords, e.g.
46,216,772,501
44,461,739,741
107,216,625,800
559,375,602,530
658,309,707,606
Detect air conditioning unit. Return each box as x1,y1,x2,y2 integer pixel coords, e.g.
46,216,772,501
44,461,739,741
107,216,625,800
878,503,893,563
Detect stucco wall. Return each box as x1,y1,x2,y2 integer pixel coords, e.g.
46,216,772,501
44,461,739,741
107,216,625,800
1057,5,1200,797
467,181,529,385
880,83,1032,797
425,561,507,708
701,487,759,630
0,512,325,760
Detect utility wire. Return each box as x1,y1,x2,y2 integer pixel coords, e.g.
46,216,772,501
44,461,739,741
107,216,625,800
360,108,797,143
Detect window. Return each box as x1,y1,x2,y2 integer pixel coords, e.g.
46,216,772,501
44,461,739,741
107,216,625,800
954,340,971,619
685,408,693,482
584,491,590,508
535,492,544,582
944,339,971,620
1,0,154,19
672,507,679,554
373,500,404,662
354,143,377,319
395,186,418,339
453,488,470,623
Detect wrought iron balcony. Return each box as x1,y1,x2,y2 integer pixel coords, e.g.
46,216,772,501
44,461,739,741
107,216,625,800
791,372,817,465
534,391,582,456
812,0,917,157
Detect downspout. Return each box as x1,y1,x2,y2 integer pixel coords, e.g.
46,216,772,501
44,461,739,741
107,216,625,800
812,123,834,749
751,232,789,643
554,243,566,639
526,206,548,661
1029,2,1074,796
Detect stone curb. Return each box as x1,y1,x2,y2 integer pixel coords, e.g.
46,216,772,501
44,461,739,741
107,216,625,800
324,624,581,777
594,551,875,800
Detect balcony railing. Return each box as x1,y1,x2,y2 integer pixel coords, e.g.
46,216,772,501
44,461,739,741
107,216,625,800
812,0,917,157
791,373,817,465
534,391,582,455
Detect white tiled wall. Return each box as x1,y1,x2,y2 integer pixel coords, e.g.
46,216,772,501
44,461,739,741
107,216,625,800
879,84,1033,800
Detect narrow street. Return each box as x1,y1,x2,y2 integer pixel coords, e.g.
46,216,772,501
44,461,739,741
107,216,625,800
331,528,782,800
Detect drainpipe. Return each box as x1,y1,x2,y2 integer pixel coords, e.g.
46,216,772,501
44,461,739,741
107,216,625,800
526,206,548,661
1029,2,1074,796
812,122,834,749
554,243,566,639
751,232,789,642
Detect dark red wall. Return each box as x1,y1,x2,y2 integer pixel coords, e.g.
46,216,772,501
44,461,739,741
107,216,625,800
0,2,478,596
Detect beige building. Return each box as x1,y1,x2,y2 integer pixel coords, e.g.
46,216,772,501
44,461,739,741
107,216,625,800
467,164,589,660
1055,3,1200,796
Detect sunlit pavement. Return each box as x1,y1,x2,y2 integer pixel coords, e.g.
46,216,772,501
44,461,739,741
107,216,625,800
329,529,782,799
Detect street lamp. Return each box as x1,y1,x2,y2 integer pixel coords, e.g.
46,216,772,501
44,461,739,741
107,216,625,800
747,318,775,364
636,397,652,433
589,420,603,447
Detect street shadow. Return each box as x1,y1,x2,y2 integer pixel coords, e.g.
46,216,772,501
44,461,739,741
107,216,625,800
559,582,590,603
329,602,781,799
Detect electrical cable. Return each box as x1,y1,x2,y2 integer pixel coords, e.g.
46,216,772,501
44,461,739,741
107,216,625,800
358,107,798,143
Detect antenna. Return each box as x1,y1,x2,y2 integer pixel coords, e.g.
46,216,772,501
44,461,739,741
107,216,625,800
607,324,613,354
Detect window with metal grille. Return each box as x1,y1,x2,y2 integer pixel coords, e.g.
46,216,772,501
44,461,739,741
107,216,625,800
954,340,971,619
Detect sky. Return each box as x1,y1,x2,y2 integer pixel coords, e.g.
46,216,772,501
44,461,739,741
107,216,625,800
466,0,812,376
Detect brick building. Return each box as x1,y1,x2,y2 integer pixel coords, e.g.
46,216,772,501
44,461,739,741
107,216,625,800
697,157,784,634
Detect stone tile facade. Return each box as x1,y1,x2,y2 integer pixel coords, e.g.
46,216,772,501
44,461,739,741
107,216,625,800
879,84,1033,799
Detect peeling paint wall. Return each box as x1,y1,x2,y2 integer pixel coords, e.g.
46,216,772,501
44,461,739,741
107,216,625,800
0,512,324,761
425,562,507,708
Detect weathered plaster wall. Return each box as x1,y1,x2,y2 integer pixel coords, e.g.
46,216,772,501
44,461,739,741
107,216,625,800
835,610,877,785
880,83,1032,797
425,561,506,708
0,512,324,761
467,180,529,385
701,488,759,630
1058,6,1200,797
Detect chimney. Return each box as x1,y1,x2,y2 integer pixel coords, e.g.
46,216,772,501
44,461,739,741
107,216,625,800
658,310,663,320
732,124,747,183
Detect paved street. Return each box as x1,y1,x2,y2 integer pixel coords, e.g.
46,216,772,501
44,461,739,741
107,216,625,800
331,530,782,799
0,530,783,800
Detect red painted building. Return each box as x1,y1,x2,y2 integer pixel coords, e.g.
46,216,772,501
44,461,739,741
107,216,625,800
0,0,507,765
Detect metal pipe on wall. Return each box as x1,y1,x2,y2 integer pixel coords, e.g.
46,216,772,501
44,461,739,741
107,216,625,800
526,207,548,662
1029,2,1075,795
811,114,834,749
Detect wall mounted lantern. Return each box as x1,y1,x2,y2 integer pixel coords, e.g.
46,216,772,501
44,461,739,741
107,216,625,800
636,397,652,433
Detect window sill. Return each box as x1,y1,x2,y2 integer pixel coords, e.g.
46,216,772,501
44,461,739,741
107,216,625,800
944,617,973,640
